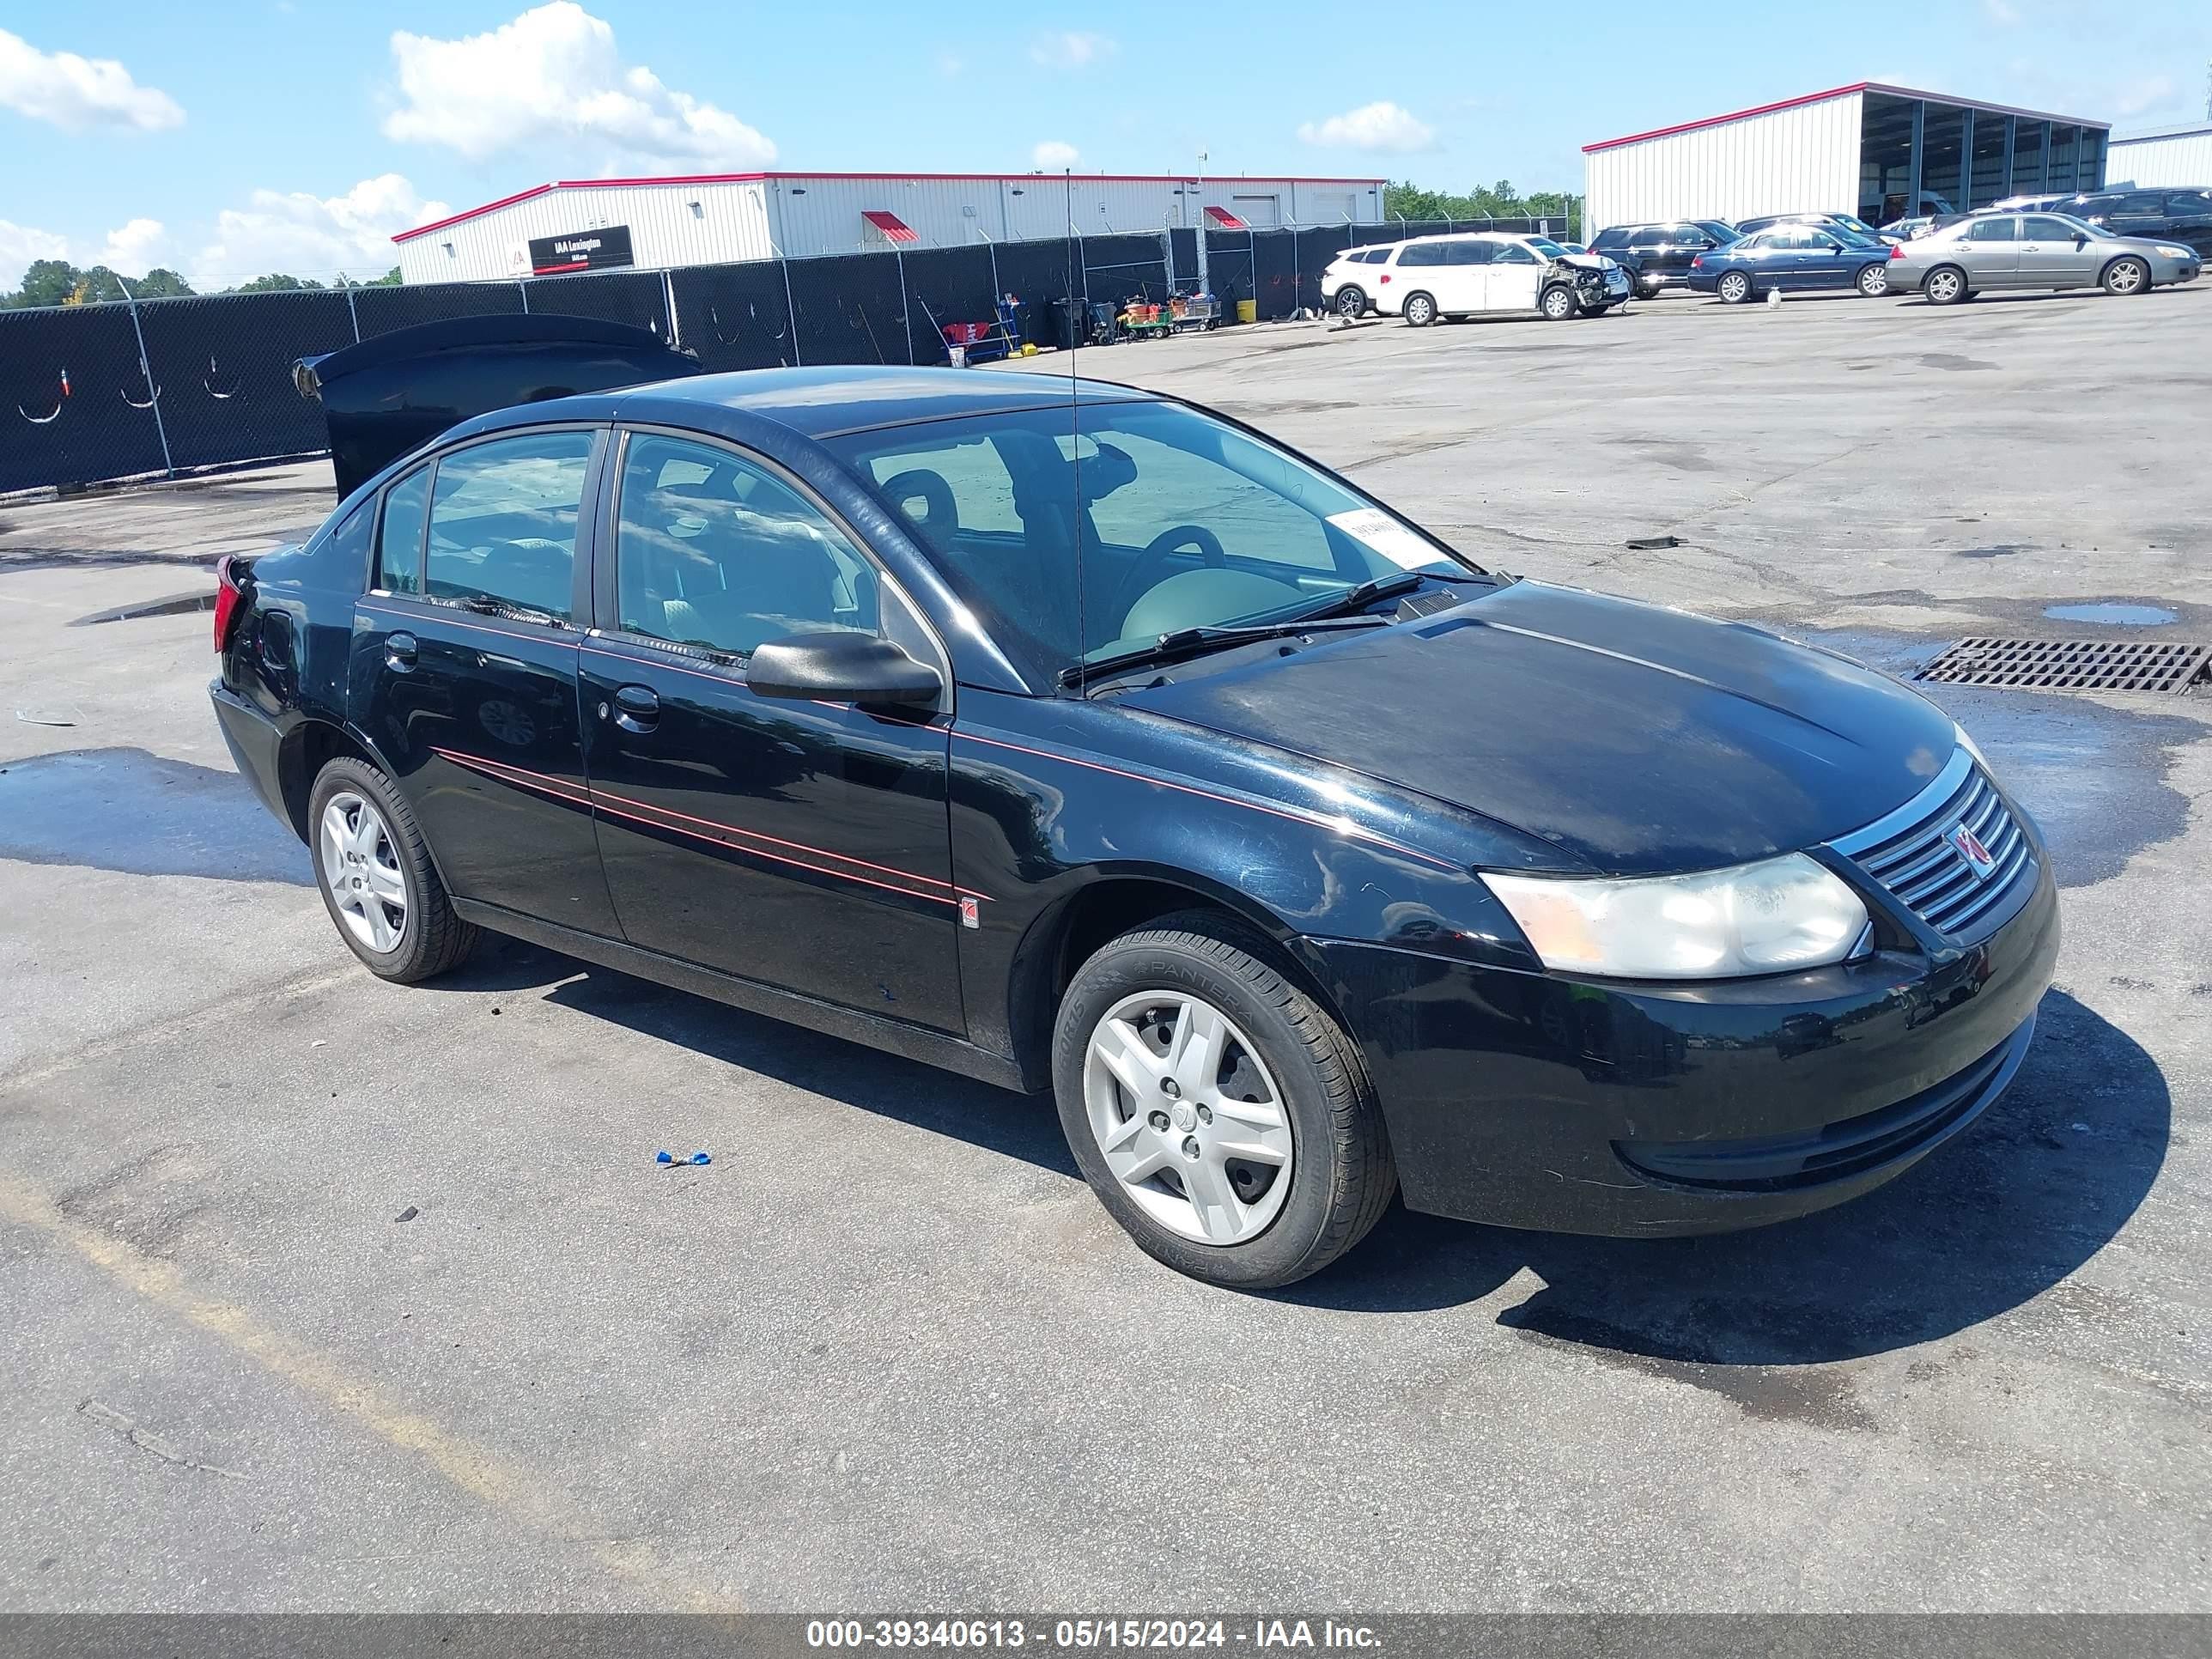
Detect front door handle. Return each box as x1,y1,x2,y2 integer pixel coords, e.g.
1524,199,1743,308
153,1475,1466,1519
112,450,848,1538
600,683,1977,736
611,684,660,732
386,631,417,672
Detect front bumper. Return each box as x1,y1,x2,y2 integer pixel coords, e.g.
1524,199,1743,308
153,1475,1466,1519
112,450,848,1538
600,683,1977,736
1301,854,2060,1236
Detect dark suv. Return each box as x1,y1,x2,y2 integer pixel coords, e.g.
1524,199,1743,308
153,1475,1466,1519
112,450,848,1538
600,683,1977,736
1588,221,1740,297
2063,188,2212,256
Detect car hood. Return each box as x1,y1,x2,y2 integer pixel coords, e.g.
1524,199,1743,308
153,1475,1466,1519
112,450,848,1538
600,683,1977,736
1554,252,1616,273
1119,580,1959,876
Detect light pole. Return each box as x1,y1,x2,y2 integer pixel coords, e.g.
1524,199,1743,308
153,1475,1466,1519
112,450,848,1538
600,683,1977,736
1194,149,1211,297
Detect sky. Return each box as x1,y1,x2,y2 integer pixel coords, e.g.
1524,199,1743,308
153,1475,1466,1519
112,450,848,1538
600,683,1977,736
3,0,2207,291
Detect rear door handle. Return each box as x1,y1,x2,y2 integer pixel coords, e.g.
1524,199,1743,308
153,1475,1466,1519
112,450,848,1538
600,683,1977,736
611,684,660,732
385,631,417,672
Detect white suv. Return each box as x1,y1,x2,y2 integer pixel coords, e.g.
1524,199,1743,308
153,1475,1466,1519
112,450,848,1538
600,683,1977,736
1322,234,1632,325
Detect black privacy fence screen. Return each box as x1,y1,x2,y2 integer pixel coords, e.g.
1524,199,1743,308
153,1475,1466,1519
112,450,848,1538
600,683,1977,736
0,217,1568,495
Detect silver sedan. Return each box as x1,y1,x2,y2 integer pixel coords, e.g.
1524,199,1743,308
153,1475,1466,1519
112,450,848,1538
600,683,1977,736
1891,211,2201,305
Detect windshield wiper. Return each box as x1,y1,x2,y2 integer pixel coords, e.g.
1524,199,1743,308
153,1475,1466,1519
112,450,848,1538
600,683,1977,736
1283,568,1427,625
1060,615,1389,690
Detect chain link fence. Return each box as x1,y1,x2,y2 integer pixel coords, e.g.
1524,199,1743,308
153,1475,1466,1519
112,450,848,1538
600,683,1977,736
0,210,1583,496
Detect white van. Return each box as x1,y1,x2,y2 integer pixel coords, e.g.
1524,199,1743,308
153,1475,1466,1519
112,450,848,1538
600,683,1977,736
1322,234,1632,325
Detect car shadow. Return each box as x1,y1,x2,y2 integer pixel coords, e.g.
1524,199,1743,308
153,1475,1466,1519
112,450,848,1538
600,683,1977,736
484,936,1080,1177
1288,988,2166,1364
473,933,2158,1364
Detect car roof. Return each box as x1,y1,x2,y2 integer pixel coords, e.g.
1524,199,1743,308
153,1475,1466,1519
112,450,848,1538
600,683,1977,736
489,364,1161,441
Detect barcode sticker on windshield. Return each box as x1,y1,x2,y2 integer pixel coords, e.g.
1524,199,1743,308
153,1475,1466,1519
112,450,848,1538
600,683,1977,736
1327,507,1439,570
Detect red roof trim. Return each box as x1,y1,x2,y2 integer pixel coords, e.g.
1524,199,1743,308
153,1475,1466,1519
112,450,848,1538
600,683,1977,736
1583,81,2110,154
394,182,558,243
393,171,1384,243
1203,205,1248,228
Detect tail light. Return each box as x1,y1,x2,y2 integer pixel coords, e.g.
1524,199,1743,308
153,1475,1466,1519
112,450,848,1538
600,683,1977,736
1690,255,1704,269
212,554,247,654
1888,242,1904,259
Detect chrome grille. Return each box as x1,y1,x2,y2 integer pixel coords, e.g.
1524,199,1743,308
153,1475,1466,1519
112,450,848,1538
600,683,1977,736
1831,750,2033,940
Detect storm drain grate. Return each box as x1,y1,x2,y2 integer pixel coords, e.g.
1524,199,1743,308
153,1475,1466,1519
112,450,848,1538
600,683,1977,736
1916,636,2211,694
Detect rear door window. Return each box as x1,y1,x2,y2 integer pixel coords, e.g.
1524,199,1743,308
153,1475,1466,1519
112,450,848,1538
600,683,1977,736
423,430,594,620
1444,240,1494,264
1396,242,1447,266
375,467,428,595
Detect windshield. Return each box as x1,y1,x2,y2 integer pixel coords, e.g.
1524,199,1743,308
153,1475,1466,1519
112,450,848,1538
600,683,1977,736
826,400,1479,690
1831,214,1881,239
1525,238,1571,258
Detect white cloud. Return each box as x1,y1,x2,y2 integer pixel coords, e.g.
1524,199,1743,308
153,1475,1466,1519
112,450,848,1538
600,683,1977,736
2114,74,2176,118
383,2,774,168
0,219,71,291
1032,140,1079,169
97,217,170,273
197,174,453,285
0,27,184,131
1983,0,2021,23
1297,100,1435,154
1029,32,1114,69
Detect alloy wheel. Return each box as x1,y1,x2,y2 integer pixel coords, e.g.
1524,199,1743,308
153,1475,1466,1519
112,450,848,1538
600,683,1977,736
1083,990,1294,1246
1928,269,1963,303
1335,289,1364,318
1858,264,1889,297
319,791,407,953
1719,272,1749,303
2107,259,2145,295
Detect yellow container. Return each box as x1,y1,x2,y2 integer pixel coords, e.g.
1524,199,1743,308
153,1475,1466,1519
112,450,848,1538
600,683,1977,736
1235,299,1257,325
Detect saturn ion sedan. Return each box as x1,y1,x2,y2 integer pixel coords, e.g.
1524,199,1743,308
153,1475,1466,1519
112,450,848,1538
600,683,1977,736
1890,210,2202,303
211,366,2057,1288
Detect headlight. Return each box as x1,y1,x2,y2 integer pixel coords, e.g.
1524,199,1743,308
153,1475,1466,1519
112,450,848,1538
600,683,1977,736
1485,853,1869,980
2158,245,2191,259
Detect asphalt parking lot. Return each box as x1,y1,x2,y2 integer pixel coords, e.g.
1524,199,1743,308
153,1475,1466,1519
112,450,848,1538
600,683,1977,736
3,283,2209,1615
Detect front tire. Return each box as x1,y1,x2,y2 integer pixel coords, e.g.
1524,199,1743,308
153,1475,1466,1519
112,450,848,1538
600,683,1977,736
2102,257,2148,296
1856,262,1891,297
308,757,477,983
1717,270,1752,305
1401,291,1437,327
1540,283,1577,320
1334,286,1366,319
1052,914,1396,1290
1923,265,1968,306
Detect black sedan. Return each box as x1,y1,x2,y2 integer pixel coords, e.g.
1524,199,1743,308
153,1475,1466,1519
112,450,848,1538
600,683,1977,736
210,365,2057,1288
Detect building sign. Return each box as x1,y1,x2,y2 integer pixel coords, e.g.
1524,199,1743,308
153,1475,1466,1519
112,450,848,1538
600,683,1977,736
526,225,635,276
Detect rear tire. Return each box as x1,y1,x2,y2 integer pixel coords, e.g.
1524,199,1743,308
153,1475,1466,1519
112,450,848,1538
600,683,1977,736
2102,257,2148,296
1923,265,1968,306
1540,283,1577,320
308,757,477,984
1717,270,1752,305
1052,912,1396,1290
1856,262,1891,297
1334,286,1366,319
1401,291,1437,327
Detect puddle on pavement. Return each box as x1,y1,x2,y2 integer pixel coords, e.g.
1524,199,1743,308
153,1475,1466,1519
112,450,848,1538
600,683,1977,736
0,747,309,884
2041,602,2178,627
1803,629,2198,889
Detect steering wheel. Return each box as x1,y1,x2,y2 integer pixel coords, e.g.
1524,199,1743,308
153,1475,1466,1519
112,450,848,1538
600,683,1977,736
1115,524,1228,620
879,469,958,539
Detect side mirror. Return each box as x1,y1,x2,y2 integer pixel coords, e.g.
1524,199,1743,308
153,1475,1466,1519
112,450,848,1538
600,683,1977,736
2075,234,2088,246
747,632,942,708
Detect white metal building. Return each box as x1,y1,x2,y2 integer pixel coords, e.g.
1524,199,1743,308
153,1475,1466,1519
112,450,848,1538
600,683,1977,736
2108,122,2212,188
392,172,1385,284
1584,82,2112,232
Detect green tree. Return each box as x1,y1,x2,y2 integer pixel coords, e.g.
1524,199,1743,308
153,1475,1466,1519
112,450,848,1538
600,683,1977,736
9,258,83,308
368,266,404,286
232,273,325,293
134,267,196,298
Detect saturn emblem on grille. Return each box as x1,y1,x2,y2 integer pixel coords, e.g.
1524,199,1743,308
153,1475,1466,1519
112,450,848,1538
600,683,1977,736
1949,822,1999,879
